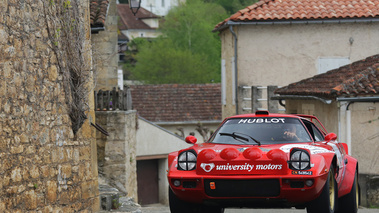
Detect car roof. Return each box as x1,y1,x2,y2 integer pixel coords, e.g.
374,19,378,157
226,111,302,119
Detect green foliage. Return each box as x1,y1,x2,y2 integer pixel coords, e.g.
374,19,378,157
131,39,218,84
63,0,72,9
204,0,258,14
112,197,121,209
128,0,227,84
122,38,148,79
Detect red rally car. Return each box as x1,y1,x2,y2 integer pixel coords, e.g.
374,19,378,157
167,111,359,213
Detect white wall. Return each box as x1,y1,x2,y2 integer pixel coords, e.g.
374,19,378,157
141,18,160,28
136,118,191,204
141,0,182,16
339,102,379,175
236,23,379,87
157,122,221,143
220,22,379,117
136,118,190,157
121,29,161,40
158,158,169,204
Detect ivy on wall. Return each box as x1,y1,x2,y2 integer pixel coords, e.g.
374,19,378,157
43,0,92,135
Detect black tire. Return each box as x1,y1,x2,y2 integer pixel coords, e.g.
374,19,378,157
307,166,337,213
169,187,224,213
169,187,195,213
336,170,359,213
201,205,225,213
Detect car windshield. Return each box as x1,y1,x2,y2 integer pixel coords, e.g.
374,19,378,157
208,117,313,145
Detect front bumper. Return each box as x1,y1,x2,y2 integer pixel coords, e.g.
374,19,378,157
168,172,328,207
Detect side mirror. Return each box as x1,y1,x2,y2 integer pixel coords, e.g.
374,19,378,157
341,143,349,155
325,132,337,142
185,135,197,144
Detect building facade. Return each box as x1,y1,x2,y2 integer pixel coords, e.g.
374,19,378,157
0,0,99,211
213,0,379,118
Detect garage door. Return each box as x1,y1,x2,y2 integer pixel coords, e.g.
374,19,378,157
137,159,159,205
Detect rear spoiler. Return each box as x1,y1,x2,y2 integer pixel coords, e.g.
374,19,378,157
296,114,328,135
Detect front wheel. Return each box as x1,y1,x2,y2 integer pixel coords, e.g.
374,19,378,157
169,187,194,213
307,166,337,213
336,170,359,213
169,187,224,213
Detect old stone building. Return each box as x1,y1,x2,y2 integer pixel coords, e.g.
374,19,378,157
91,0,120,91
0,0,99,212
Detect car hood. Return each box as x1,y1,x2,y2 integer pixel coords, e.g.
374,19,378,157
189,142,334,175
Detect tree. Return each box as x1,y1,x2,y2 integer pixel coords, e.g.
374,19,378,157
128,0,228,84
131,38,217,84
205,0,258,14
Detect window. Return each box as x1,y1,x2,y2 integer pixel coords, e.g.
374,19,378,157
302,119,324,142
161,0,165,7
208,117,312,145
311,125,324,142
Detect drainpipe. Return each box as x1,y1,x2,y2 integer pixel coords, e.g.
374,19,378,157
346,106,352,155
229,26,238,115
91,27,105,34
337,96,379,155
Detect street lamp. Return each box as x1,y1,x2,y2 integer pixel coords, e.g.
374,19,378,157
129,0,141,16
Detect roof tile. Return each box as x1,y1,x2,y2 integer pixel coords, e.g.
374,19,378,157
90,0,109,27
130,84,222,122
275,55,379,98
117,4,159,30
214,0,379,30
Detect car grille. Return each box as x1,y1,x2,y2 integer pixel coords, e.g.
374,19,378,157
204,179,280,197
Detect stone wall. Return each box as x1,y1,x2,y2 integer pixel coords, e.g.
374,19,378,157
0,0,99,212
92,0,119,91
359,174,379,208
96,111,138,201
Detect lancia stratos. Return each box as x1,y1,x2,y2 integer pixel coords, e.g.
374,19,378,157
167,111,359,213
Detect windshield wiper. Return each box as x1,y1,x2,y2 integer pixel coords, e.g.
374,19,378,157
219,132,261,146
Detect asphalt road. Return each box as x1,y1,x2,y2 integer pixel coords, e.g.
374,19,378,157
141,204,379,213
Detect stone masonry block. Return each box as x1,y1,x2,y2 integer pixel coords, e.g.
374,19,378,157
105,141,125,158
0,199,5,211
11,167,22,182
81,180,97,200
79,146,91,161
46,181,57,203
59,191,70,205
24,190,37,210
59,164,72,179
29,164,40,179
40,166,50,178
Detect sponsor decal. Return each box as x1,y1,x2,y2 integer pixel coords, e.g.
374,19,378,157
200,163,215,172
215,163,255,172
280,144,333,154
328,142,344,169
210,182,216,190
200,163,283,173
255,164,283,170
292,171,313,175
238,118,285,124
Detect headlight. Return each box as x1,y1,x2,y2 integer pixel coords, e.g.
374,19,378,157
288,148,311,170
178,150,197,171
